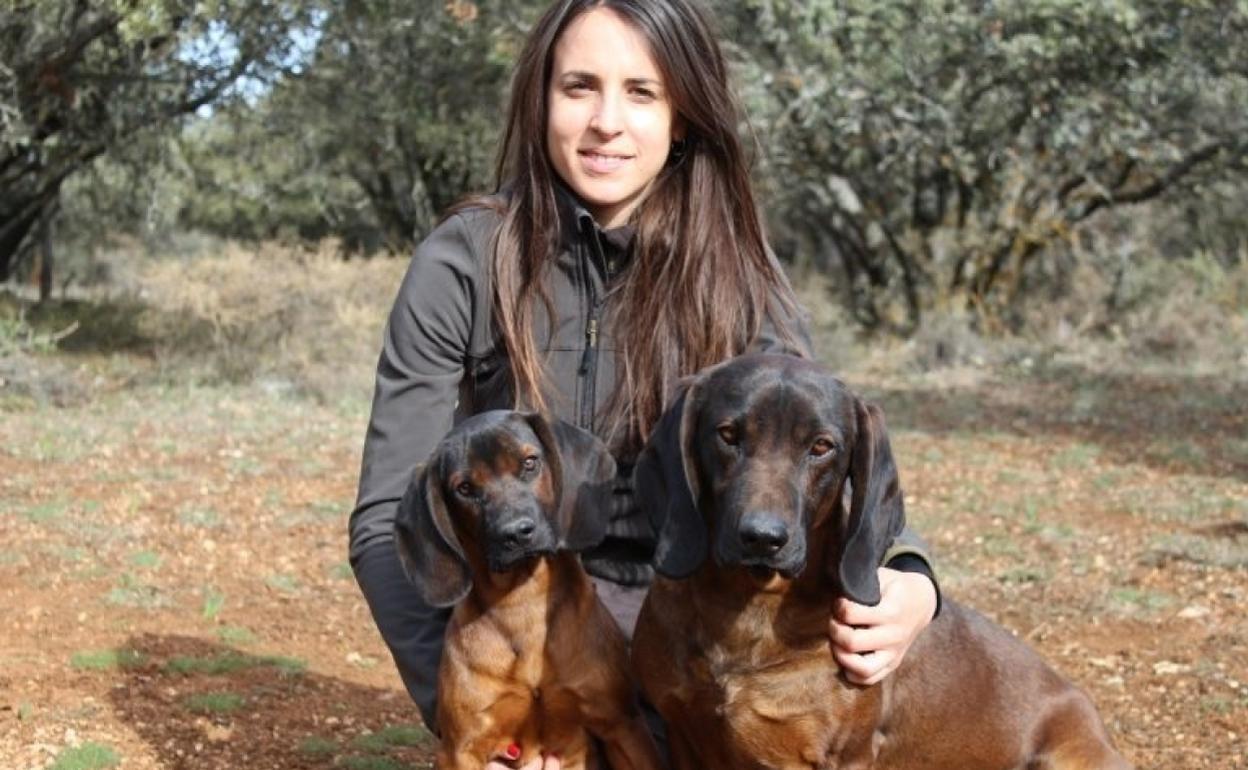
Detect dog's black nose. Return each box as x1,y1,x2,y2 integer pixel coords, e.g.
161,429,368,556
739,515,789,555
499,517,538,547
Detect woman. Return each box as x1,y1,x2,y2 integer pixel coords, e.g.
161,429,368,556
349,2,939,767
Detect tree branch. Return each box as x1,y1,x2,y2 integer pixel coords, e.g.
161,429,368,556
1071,141,1227,222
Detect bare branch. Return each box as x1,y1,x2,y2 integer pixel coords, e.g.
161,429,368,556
1072,141,1227,222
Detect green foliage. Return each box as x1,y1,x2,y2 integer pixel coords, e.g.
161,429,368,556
48,743,120,770
0,306,75,355
8,0,1247,337
721,0,1248,330
298,735,339,755
338,757,410,770
0,0,322,276
173,0,536,247
202,588,226,620
183,691,245,714
104,572,168,609
351,724,433,751
165,649,306,677
129,550,162,568
215,625,257,645
70,648,146,671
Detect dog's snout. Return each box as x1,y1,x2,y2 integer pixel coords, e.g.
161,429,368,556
739,515,790,555
499,516,538,547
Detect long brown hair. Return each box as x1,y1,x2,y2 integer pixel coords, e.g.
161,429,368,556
478,0,801,453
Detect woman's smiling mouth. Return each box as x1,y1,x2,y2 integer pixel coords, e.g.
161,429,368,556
579,150,634,174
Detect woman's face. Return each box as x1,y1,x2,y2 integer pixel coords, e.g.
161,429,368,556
546,7,679,229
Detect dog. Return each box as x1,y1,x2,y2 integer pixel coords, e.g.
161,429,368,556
395,410,663,770
631,353,1132,770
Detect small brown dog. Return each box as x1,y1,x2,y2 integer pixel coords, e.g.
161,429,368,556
632,354,1132,770
395,410,662,770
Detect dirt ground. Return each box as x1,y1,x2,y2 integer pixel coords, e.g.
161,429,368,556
1,352,1245,769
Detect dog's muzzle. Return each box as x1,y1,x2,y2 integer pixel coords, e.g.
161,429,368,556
727,513,806,577
485,512,557,572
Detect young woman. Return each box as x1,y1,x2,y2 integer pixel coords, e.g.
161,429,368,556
349,2,939,767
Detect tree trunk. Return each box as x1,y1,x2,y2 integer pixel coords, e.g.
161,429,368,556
38,209,54,304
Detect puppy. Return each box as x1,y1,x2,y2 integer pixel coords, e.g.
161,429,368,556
632,354,1132,770
395,410,662,770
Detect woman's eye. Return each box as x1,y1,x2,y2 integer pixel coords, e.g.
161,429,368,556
565,81,591,95
522,455,540,472
810,439,835,457
631,87,656,101
456,482,474,498
717,425,739,446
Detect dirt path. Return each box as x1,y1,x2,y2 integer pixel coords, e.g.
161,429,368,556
2,360,1245,769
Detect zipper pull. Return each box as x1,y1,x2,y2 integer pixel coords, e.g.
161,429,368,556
579,318,599,375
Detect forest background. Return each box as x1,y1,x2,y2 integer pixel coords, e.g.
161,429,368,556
1,2,1246,770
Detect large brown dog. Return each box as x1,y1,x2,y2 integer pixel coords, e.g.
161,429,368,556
632,354,1132,770
395,410,662,770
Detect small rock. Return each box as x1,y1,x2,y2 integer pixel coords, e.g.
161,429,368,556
1176,605,1210,619
1152,661,1190,676
205,724,233,742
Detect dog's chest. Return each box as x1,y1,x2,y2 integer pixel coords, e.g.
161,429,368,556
689,629,880,768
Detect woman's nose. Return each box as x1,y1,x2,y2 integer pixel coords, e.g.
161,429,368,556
588,93,623,135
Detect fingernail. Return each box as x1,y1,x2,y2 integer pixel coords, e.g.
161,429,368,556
506,743,521,760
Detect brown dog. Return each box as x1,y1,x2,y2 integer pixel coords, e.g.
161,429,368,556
632,354,1132,770
395,410,662,770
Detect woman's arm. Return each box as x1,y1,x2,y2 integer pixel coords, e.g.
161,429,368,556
349,211,490,730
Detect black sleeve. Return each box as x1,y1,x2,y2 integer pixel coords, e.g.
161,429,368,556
349,212,483,562
347,211,490,730
353,543,450,730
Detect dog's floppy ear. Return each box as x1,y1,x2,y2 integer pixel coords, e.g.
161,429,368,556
394,456,471,608
635,384,709,578
523,412,617,551
837,399,906,605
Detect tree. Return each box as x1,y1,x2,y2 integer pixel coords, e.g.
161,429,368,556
0,0,319,279
259,0,542,247
723,0,1248,331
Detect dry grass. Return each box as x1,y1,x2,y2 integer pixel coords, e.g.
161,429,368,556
793,251,1248,383
134,240,406,400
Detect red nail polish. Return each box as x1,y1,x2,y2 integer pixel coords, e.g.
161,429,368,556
505,742,521,760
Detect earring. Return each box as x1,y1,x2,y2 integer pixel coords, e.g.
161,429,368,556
669,138,688,164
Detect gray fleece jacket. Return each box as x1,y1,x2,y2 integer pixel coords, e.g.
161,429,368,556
348,186,935,727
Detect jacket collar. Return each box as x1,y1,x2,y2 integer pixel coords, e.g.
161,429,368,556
553,181,636,266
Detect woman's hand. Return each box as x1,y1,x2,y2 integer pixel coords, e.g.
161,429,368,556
485,755,561,770
829,567,937,686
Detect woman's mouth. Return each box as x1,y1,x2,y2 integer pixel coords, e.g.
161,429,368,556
579,150,633,174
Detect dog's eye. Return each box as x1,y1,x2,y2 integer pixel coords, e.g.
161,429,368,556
522,455,540,473
810,438,836,457
455,481,475,498
717,424,739,446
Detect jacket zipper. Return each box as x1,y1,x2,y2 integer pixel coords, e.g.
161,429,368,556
578,228,610,431
578,312,599,429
